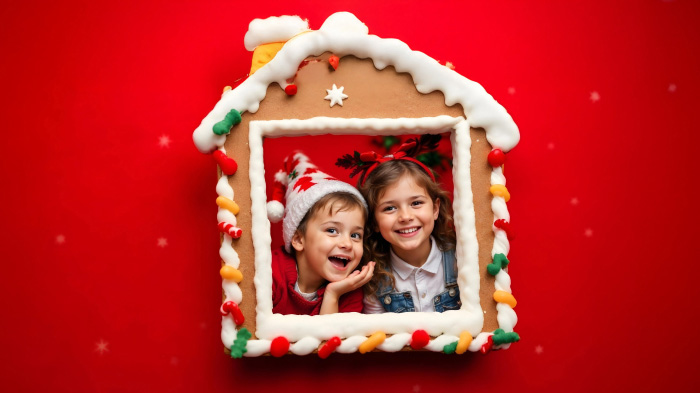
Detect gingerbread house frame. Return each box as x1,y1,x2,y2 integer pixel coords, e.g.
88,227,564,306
193,12,520,357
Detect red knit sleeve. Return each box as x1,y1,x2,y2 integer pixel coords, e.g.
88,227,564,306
337,287,364,313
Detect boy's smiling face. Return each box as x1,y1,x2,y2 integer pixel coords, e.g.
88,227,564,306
292,205,365,293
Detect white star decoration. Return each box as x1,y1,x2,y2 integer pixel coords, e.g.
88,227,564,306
159,135,171,148
590,91,600,102
95,339,109,355
56,235,65,244
324,84,348,107
535,345,544,354
157,237,168,248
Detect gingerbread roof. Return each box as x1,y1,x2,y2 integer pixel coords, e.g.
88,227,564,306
192,12,520,154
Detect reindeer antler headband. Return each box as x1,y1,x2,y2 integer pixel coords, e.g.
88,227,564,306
336,134,441,186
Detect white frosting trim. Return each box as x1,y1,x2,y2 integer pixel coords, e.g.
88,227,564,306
193,12,519,154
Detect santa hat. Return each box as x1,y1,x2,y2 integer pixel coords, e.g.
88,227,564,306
267,152,367,252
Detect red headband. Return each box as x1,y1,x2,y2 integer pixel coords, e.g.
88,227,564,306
336,135,440,186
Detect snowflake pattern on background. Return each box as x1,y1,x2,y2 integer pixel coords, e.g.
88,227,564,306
571,197,579,206
584,228,593,237
56,235,65,244
95,339,109,355
159,135,171,148
590,91,600,102
157,237,168,248
535,345,544,354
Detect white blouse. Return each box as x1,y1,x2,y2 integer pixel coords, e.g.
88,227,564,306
363,237,446,313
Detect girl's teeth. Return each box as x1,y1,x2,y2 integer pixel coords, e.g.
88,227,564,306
398,228,418,234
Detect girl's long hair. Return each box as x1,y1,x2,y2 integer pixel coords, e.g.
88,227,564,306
358,159,456,295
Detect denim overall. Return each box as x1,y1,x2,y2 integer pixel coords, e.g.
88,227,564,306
376,250,461,313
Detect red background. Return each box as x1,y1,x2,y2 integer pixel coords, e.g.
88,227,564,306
2,1,699,392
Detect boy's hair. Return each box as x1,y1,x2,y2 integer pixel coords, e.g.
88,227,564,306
294,191,368,240
358,159,456,295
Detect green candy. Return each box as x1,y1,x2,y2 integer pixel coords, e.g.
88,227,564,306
230,328,252,359
213,109,242,135
492,328,520,345
487,253,510,276
443,342,458,354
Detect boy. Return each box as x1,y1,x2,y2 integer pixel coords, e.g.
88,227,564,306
266,152,375,315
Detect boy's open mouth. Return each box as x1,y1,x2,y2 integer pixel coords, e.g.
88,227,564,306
328,256,350,269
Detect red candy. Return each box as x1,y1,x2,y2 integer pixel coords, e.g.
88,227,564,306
284,84,297,96
213,150,238,175
494,219,514,240
487,149,506,167
318,336,342,359
410,330,430,350
218,222,242,239
270,337,290,357
220,301,245,325
480,335,494,354
328,55,339,70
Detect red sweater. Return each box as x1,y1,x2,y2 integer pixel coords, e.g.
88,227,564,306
271,248,364,315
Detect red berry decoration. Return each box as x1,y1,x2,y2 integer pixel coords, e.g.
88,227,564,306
284,84,297,96
410,330,430,350
487,149,506,167
270,336,290,357
328,55,340,70
213,150,238,175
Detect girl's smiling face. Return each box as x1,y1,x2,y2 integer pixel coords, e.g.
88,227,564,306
374,174,440,266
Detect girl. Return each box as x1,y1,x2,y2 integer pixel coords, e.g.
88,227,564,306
336,136,458,313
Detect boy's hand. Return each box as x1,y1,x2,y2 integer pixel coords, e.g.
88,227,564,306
325,261,375,299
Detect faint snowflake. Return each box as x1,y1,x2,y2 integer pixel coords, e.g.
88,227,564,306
668,83,677,93
590,91,600,102
584,228,593,237
570,197,579,206
170,357,179,366
56,235,66,244
547,142,555,150
200,322,207,330
535,345,544,354
159,135,171,148
508,87,516,95
95,339,109,355
413,385,421,393
157,237,168,248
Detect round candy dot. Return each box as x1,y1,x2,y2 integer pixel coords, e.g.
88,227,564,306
284,84,297,96
270,336,290,357
410,330,430,350
488,149,506,167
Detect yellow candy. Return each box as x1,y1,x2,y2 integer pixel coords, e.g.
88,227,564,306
455,331,473,354
490,184,511,202
222,86,232,93
216,196,239,215
220,265,243,282
250,42,285,75
359,332,386,354
493,290,517,308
